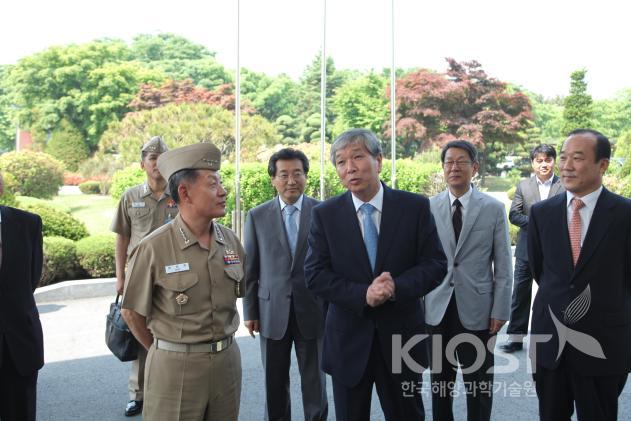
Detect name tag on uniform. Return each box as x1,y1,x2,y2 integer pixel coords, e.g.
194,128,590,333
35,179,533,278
131,202,146,208
165,263,190,274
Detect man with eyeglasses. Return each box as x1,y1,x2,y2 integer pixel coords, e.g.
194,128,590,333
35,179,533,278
425,140,512,421
243,148,328,421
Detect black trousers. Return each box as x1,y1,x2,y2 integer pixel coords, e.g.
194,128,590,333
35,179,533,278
260,303,328,421
506,258,533,341
332,333,425,421
428,296,495,421
0,340,38,421
534,356,628,421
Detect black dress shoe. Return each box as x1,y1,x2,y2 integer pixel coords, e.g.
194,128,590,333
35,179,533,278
125,400,143,417
499,341,523,353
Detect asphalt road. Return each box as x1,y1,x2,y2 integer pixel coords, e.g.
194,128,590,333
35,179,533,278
36,296,630,420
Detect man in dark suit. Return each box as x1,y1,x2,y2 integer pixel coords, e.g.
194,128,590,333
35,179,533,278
304,128,447,421
243,148,328,421
0,172,44,421
500,144,564,353
528,129,631,421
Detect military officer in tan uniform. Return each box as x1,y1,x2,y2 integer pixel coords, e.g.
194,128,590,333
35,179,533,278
111,136,176,416
121,142,245,421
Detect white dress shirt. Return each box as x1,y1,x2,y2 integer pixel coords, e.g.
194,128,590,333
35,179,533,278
566,186,603,246
536,176,554,200
279,194,303,233
351,183,383,238
448,185,474,220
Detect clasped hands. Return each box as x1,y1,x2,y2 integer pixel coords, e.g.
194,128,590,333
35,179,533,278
366,272,395,307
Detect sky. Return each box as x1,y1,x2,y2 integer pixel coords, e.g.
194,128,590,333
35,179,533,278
2,0,629,99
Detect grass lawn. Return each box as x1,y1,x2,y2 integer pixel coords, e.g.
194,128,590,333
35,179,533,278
18,193,117,236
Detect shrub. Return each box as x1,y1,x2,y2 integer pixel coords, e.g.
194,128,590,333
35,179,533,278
78,181,101,194
507,186,517,201
76,234,116,278
45,119,90,171
21,203,89,241
0,172,18,207
110,165,145,200
64,172,87,186
0,150,65,199
509,223,519,246
41,236,81,286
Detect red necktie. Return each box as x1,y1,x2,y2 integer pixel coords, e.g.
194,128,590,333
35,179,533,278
569,198,585,266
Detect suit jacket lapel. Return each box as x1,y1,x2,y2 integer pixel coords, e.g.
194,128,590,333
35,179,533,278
549,193,575,276
454,187,483,257
529,177,541,202
291,196,313,272
434,190,455,257
550,175,563,196
374,185,401,274
572,189,614,279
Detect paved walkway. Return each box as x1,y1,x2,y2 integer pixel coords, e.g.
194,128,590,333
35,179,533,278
36,295,630,420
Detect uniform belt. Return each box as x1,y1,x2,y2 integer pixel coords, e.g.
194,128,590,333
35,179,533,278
154,336,234,353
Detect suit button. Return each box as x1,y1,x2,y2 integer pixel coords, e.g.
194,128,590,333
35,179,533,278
569,285,575,289
449,282,454,287
454,262,459,267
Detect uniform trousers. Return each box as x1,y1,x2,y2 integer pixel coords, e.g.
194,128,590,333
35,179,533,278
143,340,241,421
0,340,38,421
428,295,495,421
129,345,147,400
534,355,628,421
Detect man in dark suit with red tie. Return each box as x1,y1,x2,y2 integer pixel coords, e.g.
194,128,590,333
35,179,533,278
0,172,44,421
304,128,447,420
528,129,631,421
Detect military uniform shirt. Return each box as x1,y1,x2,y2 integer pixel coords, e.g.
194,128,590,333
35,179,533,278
111,182,178,255
121,213,245,343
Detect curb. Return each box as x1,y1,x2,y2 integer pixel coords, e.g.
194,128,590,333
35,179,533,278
35,278,116,303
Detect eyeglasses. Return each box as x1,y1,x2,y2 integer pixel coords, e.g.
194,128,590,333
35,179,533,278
275,172,305,181
443,160,472,168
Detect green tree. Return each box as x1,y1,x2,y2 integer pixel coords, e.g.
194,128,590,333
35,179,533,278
99,103,280,165
131,33,215,61
7,40,164,150
146,58,232,90
0,65,15,152
592,89,631,141
250,74,300,122
562,69,593,134
331,72,389,138
45,119,90,171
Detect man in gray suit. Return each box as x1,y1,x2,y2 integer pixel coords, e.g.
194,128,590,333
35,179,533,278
500,144,564,353
243,148,328,421
426,140,513,421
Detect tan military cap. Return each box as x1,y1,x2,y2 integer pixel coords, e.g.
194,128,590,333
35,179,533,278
141,136,168,154
157,142,222,181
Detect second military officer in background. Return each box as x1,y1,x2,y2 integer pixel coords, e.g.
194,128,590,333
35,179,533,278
110,136,176,417
121,142,245,421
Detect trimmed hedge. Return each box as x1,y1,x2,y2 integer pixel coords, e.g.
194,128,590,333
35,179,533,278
41,236,81,286
21,203,89,241
0,150,65,199
78,181,101,194
76,234,116,278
